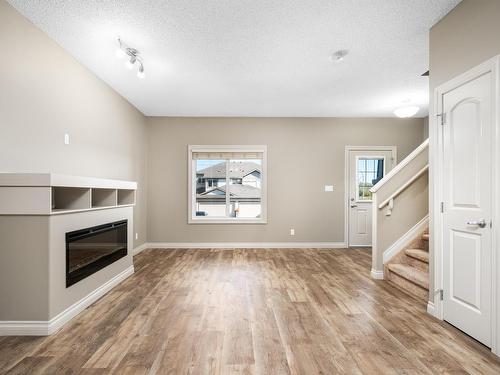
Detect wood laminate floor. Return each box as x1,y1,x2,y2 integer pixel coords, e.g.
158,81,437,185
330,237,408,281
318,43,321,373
1,248,500,374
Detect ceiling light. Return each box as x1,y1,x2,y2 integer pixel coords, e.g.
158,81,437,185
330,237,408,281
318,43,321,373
331,49,349,62
137,64,145,79
116,38,146,78
115,48,126,59
126,56,136,70
394,105,419,118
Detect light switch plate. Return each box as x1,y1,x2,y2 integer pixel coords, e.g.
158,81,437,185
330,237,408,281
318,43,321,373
324,185,334,192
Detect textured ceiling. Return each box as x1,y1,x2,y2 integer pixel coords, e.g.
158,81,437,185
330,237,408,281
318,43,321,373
8,0,461,117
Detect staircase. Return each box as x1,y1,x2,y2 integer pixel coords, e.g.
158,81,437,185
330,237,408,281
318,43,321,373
385,230,429,301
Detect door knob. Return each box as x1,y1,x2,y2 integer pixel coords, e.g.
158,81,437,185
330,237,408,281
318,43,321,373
467,219,487,228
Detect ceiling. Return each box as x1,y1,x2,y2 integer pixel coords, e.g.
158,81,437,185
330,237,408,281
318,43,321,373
8,0,461,117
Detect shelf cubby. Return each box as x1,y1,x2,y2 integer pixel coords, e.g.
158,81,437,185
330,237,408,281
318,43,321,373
52,187,91,212
91,188,117,208
117,189,135,206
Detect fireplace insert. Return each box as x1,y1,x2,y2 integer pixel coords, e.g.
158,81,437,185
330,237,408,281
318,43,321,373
66,220,127,287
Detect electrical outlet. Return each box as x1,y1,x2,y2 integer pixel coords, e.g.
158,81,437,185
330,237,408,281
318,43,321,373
324,185,334,192
290,229,295,236
64,133,70,145
135,233,138,240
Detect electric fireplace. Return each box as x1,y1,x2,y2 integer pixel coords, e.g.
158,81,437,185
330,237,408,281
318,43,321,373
66,220,128,287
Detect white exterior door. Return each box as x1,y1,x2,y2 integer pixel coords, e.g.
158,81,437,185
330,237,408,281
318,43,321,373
442,72,493,347
348,149,394,247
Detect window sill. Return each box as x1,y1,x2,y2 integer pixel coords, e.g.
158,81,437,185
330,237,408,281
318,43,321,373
189,218,267,224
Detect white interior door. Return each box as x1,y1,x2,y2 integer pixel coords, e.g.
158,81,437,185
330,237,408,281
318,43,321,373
442,72,493,347
348,149,394,247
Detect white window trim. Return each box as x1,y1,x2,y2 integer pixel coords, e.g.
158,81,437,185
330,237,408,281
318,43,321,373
188,145,268,224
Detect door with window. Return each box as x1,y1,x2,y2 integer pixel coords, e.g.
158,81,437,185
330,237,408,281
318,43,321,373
441,71,493,347
348,149,395,246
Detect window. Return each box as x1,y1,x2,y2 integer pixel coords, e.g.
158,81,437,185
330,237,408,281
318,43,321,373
356,157,384,201
188,145,267,223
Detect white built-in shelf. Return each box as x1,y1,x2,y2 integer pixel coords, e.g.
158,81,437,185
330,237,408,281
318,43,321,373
53,187,91,211
118,189,135,206
0,173,137,215
92,188,117,208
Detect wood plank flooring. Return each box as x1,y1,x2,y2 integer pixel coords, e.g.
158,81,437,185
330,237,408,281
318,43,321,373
1,248,500,374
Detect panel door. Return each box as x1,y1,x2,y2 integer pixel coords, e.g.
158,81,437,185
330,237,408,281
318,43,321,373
348,150,394,247
442,72,493,347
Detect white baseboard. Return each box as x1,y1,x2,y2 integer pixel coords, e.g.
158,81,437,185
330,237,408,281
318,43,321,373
142,241,347,249
0,320,50,336
427,301,436,317
132,242,149,256
383,214,429,264
0,265,134,336
370,268,384,279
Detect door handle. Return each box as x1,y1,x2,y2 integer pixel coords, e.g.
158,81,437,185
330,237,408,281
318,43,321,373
467,219,487,228
350,204,358,208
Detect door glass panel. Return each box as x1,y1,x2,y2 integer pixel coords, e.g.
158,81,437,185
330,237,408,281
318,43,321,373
357,157,384,201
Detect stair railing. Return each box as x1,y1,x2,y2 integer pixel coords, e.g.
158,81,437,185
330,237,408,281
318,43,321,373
369,138,429,279
378,164,429,216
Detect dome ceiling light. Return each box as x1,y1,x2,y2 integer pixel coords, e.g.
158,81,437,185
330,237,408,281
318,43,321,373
394,105,420,118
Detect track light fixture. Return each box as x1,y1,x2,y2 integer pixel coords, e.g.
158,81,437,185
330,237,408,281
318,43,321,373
116,38,145,79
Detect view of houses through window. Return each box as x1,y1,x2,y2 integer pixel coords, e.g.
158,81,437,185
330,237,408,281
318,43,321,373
357,157,384,201
195,159,262,218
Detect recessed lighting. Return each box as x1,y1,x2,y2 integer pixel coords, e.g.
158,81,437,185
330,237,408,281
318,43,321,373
331,49,349,62
394,105,420,118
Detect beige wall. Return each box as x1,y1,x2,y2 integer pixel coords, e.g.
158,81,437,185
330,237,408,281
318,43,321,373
147,117,424,243
430,0,500,91
429,0,500,301
422,116,429,139
0,2,148,248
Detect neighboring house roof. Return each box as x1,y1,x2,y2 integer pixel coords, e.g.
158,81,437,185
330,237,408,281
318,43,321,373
197,161,261,179
198,184,260,199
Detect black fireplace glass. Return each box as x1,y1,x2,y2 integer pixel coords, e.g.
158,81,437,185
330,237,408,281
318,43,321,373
66,220,127,287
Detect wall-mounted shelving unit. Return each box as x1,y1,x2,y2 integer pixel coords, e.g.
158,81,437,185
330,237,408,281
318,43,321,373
0,173,137,215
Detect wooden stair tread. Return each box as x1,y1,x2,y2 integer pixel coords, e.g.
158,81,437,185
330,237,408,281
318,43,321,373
405,248,429,263
422,233,429,241
387,263,429,290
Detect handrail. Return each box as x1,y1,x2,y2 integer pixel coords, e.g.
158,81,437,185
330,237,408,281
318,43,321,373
378,164,428,209
370,138,429,193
